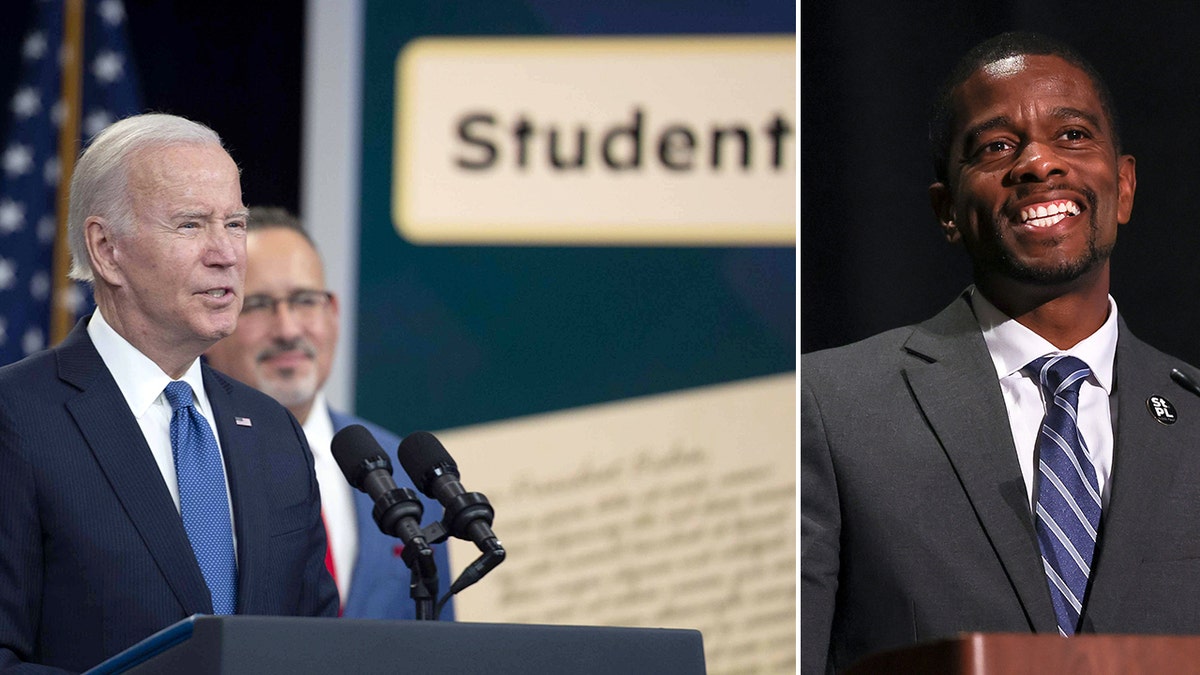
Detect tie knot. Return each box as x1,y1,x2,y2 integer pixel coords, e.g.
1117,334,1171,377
1026,354,1091,396
163,380,194,411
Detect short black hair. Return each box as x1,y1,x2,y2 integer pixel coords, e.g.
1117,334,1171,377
246,205,315,247
928,32,1122,185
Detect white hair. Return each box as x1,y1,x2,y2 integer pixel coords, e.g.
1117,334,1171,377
67,113,224,281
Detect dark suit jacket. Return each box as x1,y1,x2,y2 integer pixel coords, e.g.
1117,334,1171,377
0,319,338,673
328,410,455,620
801,293,1200,674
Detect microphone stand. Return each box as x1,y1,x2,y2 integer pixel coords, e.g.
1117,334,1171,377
400,537,439,620
369,485,441,620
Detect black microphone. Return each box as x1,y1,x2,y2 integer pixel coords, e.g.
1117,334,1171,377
397,431,505,593
331,424,427,548
332,424,440,619
1172,368,1200,399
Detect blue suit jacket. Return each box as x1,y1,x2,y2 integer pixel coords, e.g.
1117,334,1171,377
328,410,455,621
0,319,338,673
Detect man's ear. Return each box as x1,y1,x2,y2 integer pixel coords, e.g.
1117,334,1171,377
85,217,123,286
929,181,960,243
1116,154,1137,225
327,291,341,319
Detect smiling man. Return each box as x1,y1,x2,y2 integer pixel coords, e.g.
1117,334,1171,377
204,207,454,620
0,115,337,672
802,33,1200,673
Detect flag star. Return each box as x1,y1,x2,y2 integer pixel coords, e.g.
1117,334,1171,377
92,50,125,84
84,109,114,138
12,87,41,119
22,32,47,60
3,144,34,177
22,327,44,356
60,284,85,315
0,258,14,290
37,215,56,244
30,270,49,300
98,0,126,25
43,157,60,186
0,199,25,234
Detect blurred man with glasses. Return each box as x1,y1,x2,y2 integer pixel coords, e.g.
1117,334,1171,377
205,207,454,620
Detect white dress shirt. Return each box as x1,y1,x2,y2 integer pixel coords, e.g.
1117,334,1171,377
87,308,237,544
972,288,1118,510
303,393,359,602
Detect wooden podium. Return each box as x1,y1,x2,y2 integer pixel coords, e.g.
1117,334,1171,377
844,633,1200,674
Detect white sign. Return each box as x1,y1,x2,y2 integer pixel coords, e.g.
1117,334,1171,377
393,35,796,246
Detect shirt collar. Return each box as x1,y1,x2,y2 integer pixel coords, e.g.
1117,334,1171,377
87,307,210,418
971,287,1119,394
302,392,334,459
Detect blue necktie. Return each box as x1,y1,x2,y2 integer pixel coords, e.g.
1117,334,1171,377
1026,355,1101,636
164,380,238,615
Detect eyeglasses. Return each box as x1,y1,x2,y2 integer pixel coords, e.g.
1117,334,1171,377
240,290,333,318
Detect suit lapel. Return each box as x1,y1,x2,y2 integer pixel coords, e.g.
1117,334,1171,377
58,321,213,615
902,296,1057,632
204,365,267,615
1080,327,1191,630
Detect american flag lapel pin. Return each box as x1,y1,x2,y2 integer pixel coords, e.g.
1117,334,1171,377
235,417,253,427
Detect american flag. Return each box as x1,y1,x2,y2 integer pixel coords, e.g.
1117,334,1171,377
0,0,141,366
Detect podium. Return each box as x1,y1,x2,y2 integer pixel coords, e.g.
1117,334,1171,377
844,633,1200,674
84,615,706,675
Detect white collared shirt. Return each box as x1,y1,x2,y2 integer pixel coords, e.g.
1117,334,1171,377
303,393,359,602
972,288,1118,510
87,308,237,542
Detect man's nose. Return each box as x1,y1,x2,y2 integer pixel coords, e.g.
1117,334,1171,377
204,226,241,267
269,300,304,338
1008,141,1067,183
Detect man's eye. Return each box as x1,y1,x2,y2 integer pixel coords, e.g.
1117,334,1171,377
291,294,320,308
983,140,1011,153
1062,129,1088,141
242,297,273,312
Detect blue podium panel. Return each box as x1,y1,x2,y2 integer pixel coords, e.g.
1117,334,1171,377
88,615,706,675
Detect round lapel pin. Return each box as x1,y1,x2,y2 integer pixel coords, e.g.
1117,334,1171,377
1147,395,1178,425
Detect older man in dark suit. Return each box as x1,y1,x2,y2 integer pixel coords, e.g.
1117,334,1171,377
0,113,337,673
802,32,1200,673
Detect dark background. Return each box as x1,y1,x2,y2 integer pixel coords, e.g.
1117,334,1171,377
0,1,305,214
803,2,1200,367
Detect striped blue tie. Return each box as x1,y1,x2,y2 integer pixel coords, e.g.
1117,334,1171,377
1026,355,1101,636
164,381,238,615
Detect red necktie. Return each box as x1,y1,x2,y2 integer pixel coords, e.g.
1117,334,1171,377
321,513,343,615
